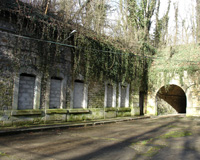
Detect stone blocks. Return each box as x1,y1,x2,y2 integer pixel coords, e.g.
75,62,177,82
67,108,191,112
49,79,62,109
18,75,35,110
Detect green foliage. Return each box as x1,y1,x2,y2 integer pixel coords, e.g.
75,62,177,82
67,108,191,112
149,44,200,88
160,131,192,139
0,151,8,156
1,0,158,96
73,34,150,85
105,107,117,112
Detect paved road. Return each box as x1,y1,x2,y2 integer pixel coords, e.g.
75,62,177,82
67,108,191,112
1,115,200,160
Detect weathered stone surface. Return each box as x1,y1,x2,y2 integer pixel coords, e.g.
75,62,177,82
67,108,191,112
147,71,200,116
46,114,67,122
107,84,113,107
46,109,68,114
131,107,140,116
88,82,104,108
105,111,117,118
18,75,35,110
49,79,62,109
11,110,42,116
0,8,142,127
73,82,84,108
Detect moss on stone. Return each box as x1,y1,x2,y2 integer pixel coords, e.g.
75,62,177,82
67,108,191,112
33,117,44,124
12,120,33,126
90,108,103,112
67,114,87,122
117,112,131,117
131,107,140,116
68,109,90,114
3,121,12,127
105,111,117,118
46,109,68,114
12,110,42,116
0,151,8,157
105,107,117,112
117,107,131,112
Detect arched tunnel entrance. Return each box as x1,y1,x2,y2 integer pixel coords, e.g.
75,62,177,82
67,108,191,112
156,85,187,115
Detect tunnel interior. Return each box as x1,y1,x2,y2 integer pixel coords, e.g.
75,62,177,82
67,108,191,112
156,85,187,115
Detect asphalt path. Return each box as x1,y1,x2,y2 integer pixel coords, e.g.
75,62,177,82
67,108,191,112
0,115,200,160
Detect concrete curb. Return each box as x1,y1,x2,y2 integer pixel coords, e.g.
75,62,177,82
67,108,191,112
0,116,150,136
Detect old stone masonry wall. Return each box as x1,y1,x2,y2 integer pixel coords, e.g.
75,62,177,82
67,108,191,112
0,14,73,126
147,71,200,116
0,10,141,127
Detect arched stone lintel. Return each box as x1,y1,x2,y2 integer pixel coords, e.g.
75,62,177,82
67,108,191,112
156,85,187,114
147,74,194,115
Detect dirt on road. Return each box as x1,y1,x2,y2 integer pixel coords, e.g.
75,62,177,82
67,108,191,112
1,115,200,160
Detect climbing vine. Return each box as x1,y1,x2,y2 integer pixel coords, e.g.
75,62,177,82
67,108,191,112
148,44,200,90
0,0,158,95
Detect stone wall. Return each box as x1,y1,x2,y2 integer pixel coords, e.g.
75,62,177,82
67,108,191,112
88,82,104,108
0,11,141,127
156,97,177,115
147,71,200,116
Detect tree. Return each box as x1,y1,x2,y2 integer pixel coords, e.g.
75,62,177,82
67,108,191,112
196,0,200,43
56,0,110,34
174,3,179,45
154,0,171,47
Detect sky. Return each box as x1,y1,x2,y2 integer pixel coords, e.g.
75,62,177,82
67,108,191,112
155,0,197,43
107,0,197,43
20,0,197,43
160,0,196,30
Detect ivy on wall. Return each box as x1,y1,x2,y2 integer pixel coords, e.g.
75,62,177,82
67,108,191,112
0,0,159,110
148,44,200,89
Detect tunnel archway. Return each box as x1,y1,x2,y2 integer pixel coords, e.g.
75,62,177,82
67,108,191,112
156,85,187,115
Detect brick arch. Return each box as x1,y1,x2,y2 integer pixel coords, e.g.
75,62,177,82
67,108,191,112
156,85,187,115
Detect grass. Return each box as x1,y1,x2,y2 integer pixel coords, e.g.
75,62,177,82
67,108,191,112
130,130,192,158
0,151,8,156
159,131,192,139
132,138,154,145
144,145,166,157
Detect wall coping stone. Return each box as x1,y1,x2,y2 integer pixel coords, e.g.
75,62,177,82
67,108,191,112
117,107,131,112
105,107,117,112
11,110,42,116
46,109,68,114
68,109,90,114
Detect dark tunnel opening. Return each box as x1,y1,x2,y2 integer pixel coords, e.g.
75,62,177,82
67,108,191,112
156,85,187,115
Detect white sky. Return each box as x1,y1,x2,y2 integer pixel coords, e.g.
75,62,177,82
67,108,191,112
108,0,197,43
108,0,197,28
157,0,196,43
160,0,196,28
20,0,197,43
